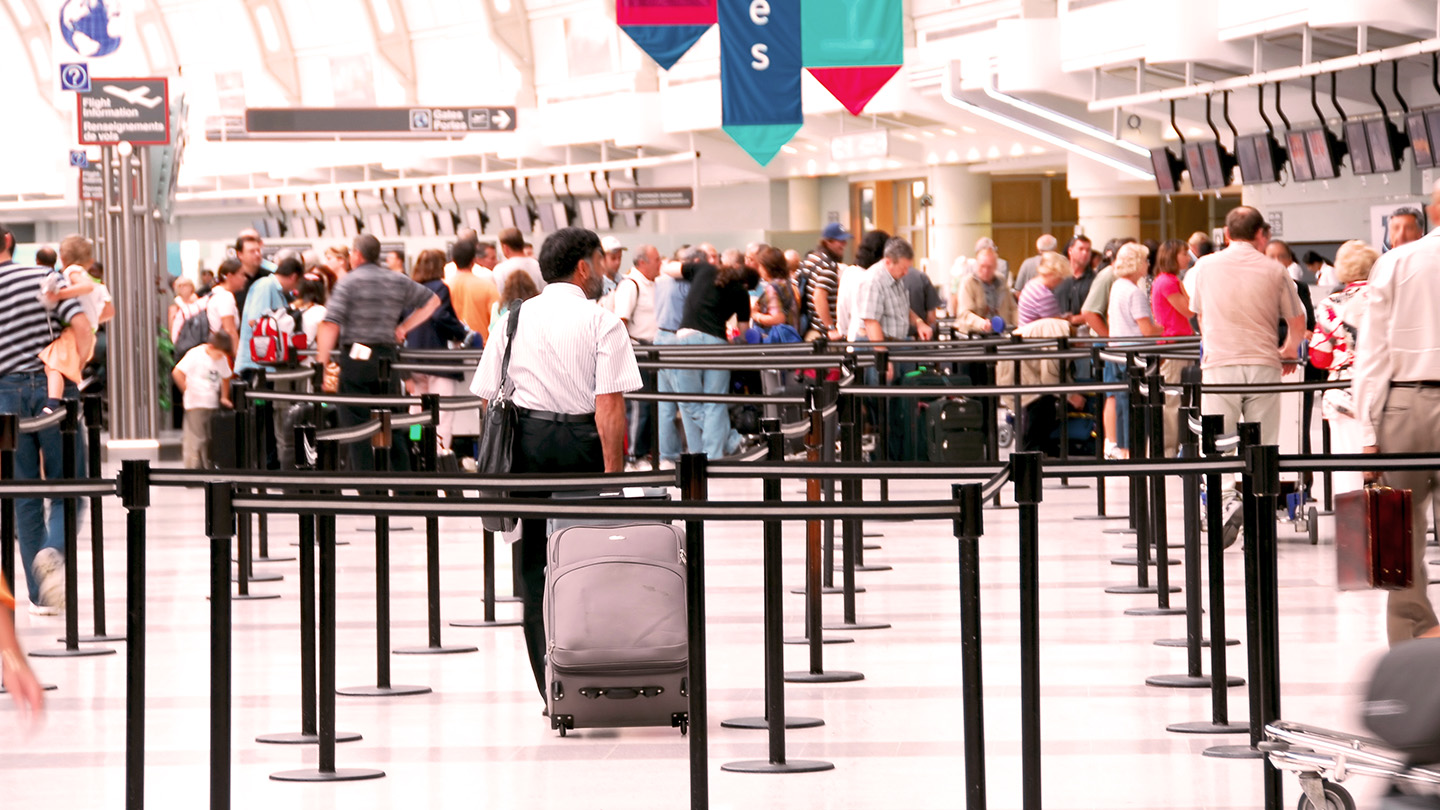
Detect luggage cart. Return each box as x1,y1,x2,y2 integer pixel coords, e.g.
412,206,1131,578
1263,721,1440,809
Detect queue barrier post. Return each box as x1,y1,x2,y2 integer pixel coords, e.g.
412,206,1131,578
721,417,830,768
1252,443,1285,810
955,481,987,810
1126,369,1184,617
119,459,148,810
874,347,891,501
1204,422,1266,760
395,415,477,657
34,400,114,658
984,344,1002,506
1075,343,1118,522
1105,371,1170,597
84,394,123,642
820,381,838,590
0,413,15,595
785,388,861,682
339,410,431,697
256,425,362,746
1051,336,1085,491
1012,451,1044,810
230,383,281,596
270,439,385,784
680,453,711,808
207,481,235,808
1106,359,1143,537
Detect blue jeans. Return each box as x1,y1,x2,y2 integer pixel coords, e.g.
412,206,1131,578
0,371,85,605
654,331,683,462
1103,360,1132,450
674,331,742,459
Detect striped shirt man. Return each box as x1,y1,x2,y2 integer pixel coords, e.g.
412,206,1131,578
800,246,841,334
0,261,83,378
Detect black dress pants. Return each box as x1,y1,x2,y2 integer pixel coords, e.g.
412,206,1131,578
336,344,410,472
513,415,603,698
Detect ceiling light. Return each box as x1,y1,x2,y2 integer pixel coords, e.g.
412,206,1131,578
987,146,1001,159
927,152,940,165
806,144,819,152
961,126,977,134
899,132,918,142
921,131,936,139
807,159,818,174
781,145,799,155
953,149,967,162
942,129,958,136
1010,143,1025,156
1030,146,1046,154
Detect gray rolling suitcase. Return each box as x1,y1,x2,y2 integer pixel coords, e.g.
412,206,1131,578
544,521,690,736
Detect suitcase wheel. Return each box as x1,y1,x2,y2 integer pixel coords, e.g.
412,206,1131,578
553,714,574,737
672,713,689,736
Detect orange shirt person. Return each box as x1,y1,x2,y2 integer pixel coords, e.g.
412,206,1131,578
0,578,44,726
446,239,500,343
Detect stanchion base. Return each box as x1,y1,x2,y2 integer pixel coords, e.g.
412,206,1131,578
1203,744,1264,760
335,684,432,697
1155,637,1240,648
862,544,881,551
1047,483,1090,490
256,730,363,745
1075,514,1125,521
270,767,386,782
59,634,126,644
1168,720,1252,735
227,593,281,601
254,554,296,563
233,572,283,583
1123,606,1187,617
823,621,891,631
721,759,834,774
789,587,866,595
1103,527,1138,535
833,565,892,573
1145,673,1245,689
448,619,522,628
29,646,115,658
1123,542,1184,550
720,715,825,730
495,596,522,603
862,532,883,538
291,540,350,547
0,683,58,693
784,636,853,645
1111,557,1180,566
393,644,479,655
1104,585,1179,595
784,670,864,683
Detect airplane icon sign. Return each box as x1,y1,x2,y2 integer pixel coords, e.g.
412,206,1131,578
103,84,164,109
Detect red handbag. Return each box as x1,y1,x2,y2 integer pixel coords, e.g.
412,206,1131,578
1335,485,1413,591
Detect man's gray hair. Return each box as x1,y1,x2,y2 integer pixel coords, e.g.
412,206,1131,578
679,247,706,263
883,237,914,262
1036,234,1058,252
633,244,656,267
1392,206,1422,222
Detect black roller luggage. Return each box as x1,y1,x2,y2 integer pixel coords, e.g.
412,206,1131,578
925,397,986,462
896,368,970,461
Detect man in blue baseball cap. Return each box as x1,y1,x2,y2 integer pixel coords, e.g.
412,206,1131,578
799,222,850,341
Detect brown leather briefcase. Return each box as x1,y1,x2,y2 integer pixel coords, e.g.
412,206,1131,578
1335,485,1413,591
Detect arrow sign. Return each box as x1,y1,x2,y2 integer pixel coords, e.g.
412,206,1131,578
491,108,512,130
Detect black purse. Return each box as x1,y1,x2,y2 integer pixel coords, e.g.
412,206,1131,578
477,302,522,532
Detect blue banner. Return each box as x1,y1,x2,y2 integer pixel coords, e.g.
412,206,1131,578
719,0,802,165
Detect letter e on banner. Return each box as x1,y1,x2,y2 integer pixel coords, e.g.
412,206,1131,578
749,0,769,24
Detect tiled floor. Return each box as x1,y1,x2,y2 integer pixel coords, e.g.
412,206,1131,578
0,423,1424,809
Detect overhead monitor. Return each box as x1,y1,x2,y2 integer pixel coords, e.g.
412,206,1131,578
577,199,600,230
1305,127,1342,180
1407,112,1435,169
1285,131,1314,182
1199,141,1231,189
535,202,559,232
1235,133,1283,184
1345,121,1374,175
1366,118,1399,174
591,199,613,230
1148,146,1183,194
512,204,534,233
498,205,516,230
1426,109,1440,168
1182,142,1211,190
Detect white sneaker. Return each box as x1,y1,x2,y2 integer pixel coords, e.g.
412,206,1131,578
32,547,65,613
27,602,60,617
658,459,677,471
460,456,478,473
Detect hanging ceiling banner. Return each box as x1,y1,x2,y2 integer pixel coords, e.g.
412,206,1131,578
719,0,802,166
802,0,903,116
617,0,716,71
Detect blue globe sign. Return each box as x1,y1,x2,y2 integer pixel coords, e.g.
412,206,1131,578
60,0,123,59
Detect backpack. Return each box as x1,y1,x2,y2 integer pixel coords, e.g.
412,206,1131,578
795,270,811,335
172,298,211,360
249,306,305,366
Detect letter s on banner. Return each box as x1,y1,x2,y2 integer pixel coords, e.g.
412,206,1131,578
751,43,769,70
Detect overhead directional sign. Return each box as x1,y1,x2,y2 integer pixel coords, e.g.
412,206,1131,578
244,106,519,138
610,187,695,211
77,77,170,145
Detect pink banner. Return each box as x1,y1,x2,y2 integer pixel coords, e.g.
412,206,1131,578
616,0,716,27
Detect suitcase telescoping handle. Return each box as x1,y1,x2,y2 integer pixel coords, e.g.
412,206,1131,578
578,686,665,700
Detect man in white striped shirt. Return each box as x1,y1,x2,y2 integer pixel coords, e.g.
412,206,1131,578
471,226,643,698
0,225,93,614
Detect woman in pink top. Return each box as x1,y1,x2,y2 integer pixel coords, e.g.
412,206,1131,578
1150,239,1193,456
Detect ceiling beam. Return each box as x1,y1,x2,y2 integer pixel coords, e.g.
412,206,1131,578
360,0,417,104
240,0,301,103
480,0,536,107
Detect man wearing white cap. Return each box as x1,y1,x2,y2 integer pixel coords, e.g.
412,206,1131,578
600,236,627,298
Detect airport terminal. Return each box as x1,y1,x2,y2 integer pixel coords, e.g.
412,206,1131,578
4,1,1440,808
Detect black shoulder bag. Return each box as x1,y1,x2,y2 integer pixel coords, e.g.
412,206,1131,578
477,302,522,532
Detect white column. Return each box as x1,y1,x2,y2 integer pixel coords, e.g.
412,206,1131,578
787,178,821,232
1076,195,1141,247
927,165,991,292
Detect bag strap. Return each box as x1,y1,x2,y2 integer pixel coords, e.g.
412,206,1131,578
495,300,523,400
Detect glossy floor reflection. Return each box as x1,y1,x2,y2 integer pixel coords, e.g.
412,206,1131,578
0,448,1422,810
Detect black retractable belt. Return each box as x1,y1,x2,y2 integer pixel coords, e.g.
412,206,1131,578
83,394,123,642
